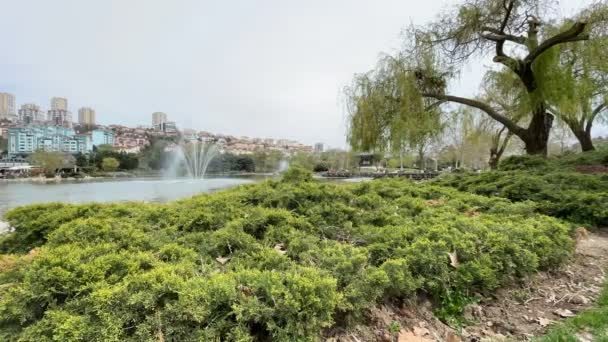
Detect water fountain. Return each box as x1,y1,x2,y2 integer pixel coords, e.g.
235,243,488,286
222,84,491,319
277,160,289,173
173,140,219,178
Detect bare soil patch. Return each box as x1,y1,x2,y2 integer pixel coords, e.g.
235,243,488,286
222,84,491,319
325,231,608,341
575,165,608,174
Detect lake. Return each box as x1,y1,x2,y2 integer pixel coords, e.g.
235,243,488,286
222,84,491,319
0,176,260,218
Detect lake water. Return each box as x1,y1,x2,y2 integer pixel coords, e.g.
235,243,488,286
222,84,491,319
0,177,259,218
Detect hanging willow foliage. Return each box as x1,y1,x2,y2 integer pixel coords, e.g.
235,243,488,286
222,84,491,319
541,24,608,121
346,55,444,154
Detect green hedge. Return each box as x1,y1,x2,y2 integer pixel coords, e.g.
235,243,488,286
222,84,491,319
433,171,608,227
0,174,574,341
498,148,608,172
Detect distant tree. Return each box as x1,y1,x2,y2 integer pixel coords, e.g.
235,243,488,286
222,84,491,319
117,152,139,170
313,163,330,172
290,152,316,170
205,153,255,173
140,140,171,170
251,150,283,172
28,151,65,177
235,155,255,172
74,153,89,168
101,157,120,172
96,144,115,153
90,147,139,171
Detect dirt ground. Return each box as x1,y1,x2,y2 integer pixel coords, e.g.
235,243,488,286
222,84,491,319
325,231,608,342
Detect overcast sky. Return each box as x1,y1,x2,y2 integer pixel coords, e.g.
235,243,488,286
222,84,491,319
0,0,599,148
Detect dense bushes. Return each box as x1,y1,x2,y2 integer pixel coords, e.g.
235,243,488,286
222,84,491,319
499,155,549,171
498,148,608,172
433,171,608,226
0,174,575,341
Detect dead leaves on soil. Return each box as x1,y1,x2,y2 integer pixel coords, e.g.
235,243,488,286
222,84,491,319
447,251,459,268
274,243,287,255
398,329,434,342
215,256,230,265
553,308,576,318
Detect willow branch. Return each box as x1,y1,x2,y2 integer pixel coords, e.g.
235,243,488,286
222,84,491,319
481,32,526,44
524,22,589,64
498,131,514,156
586,102,607,133
422,93,526,136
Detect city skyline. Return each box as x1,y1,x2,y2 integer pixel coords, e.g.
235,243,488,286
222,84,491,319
0,91,324,148
0,0,603,148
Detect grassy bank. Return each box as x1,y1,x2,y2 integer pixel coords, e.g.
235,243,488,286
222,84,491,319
0,167,575,341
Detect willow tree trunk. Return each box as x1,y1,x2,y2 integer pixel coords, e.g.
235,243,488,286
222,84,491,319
572,128,595,152
417,147,425,173
488,150,499,170
520,107,554,156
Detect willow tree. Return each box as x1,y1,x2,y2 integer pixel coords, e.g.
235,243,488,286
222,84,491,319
394,0,606,156
542,7,608,151
346,55,444,168
478,69,528,168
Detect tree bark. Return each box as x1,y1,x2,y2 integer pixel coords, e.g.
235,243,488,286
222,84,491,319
573,129,595,152
517,98,554,155
488,148,499,170
426,92,552,156
417,146,425,172
563,116,596,152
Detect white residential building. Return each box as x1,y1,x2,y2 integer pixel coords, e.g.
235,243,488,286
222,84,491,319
18,104,46,124
0,92,16,121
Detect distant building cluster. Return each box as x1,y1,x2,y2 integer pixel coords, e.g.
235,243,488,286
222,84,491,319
7,126,114,154
199,134,313,155
146,112,314,155
109,125,150,153
151,112,178,135
0,91,318,157
0,93,111,156
1,94,99,128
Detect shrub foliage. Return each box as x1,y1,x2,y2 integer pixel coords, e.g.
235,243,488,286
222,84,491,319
0,172,574,341
433,170,608,227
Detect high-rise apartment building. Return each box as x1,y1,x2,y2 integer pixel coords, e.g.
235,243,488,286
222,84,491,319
48,109,73,128
158,121,178,134
78,107,96,126
51,97,68,111
152,112,167,129
0,92,16,120
314,143,324,153
18,103,46,124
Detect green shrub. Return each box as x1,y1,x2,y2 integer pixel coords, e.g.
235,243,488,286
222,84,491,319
499,149,608,172
281,165,313,183
0,177,575,340
434,171,608,226
499,155,549,171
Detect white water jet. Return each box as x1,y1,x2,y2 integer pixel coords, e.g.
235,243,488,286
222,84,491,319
172,140,219,178
277,160,289,173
